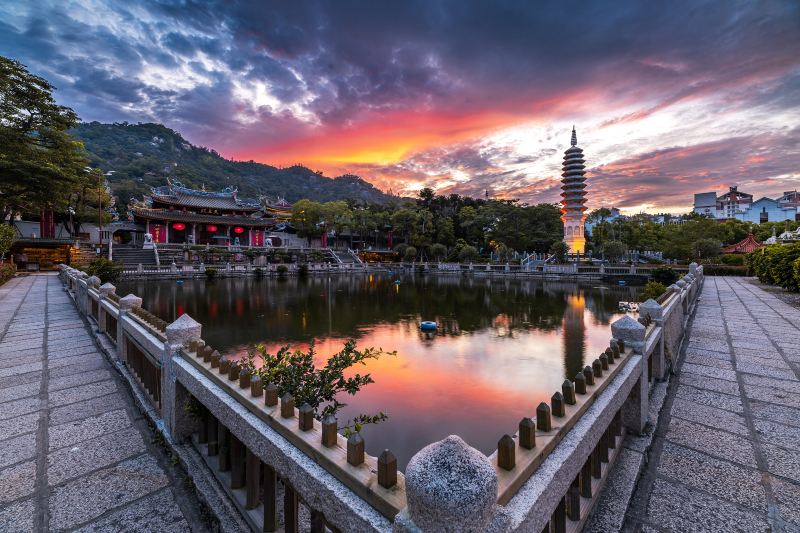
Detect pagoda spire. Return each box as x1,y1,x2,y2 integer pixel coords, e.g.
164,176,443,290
571,126,577,146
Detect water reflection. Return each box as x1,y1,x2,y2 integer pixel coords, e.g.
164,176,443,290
119,274,639,468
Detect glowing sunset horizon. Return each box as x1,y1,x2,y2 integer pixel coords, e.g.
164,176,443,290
2,1,798,213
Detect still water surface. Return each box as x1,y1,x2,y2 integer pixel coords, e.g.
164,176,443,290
119,273,639,468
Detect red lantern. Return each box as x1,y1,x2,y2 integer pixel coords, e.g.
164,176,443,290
233,226,245,234
173,222,186,231
207,225,218,232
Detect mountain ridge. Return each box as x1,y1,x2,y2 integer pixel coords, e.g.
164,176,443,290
71,121,395,210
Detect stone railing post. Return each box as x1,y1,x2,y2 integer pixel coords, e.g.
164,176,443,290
117,294,142,362
394,435,509,532
76,272,89,314
639,298,666,380
97,282,116,334
611,316,648,434
165,314,202,442
86,275,101,317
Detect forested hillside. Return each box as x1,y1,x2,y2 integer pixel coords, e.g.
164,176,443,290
71,122,393,208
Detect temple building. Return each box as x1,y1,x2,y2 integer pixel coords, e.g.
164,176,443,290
561,127,588,253
129,180,287,246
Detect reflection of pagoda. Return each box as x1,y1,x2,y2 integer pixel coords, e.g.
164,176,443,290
560,127,588,253
130,179,284,246
562,291,586,378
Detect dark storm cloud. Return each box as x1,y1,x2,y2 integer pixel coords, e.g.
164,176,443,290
0,0,798,208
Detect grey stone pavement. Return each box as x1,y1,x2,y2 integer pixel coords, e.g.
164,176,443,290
625,277,800,532
0,274,208,532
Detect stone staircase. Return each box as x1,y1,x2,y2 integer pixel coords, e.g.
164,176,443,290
112,247,157,266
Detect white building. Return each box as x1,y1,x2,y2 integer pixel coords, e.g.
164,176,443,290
693,186,798,222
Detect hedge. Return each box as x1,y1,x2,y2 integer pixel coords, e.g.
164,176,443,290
0,264,16,286
701,265,749,277
747,243,800,292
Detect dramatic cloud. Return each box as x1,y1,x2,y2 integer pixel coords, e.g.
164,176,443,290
1,0,798,212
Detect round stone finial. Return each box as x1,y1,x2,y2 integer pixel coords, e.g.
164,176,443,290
404,435,497,533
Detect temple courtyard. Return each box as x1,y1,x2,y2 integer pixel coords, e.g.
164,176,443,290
0,273,798,532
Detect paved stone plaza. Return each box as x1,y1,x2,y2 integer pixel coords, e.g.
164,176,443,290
0,274,207,532
626,277,800,532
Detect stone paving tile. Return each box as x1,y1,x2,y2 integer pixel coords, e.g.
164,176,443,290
48,368,112,392
49,352,105,370
48,455,169,530
665,415,758,468
644,478,770,532
0,411,40,441
50,357,107,378
682,362,739,382
0,433,37,469
0,460,36,504
0,354,42,370
736,361,793,380
674,384,743,413
669,397,749,435
771,476,800,527
750,400,800,429
753,419,800,452
742,373,800,394
49,409,131,451
0,381,39,403
683,354,734,370
48,379,117,407
0,497,35,533
47,426,146,485
0,396,41,420
683,347,731,360
737,353,792,369
687,339,730,353
679,371,741,396
0,360,43,378
656,442,767,512
71,489,191,533
47,344,97,359
760,443,800,483
742,383,800,409
49,392,127,426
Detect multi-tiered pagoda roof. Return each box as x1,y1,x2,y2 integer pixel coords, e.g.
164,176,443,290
561,127,587,218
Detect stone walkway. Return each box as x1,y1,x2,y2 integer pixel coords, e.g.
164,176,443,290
0,274,208,532
625,277,800,532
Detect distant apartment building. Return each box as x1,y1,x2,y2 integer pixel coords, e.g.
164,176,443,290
693,186,799,222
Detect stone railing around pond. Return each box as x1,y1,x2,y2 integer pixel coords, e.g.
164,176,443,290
59,262,704,533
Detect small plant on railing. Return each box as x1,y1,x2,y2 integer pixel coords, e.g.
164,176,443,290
82,257,123,283
205,267,218,281
640,281,667,302
248,340,393,432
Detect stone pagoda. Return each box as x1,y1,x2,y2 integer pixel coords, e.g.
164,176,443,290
560,127,588,254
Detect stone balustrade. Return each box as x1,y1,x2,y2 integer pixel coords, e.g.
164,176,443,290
58,262,703,533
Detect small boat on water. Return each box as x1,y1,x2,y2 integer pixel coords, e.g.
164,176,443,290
419,321,437,331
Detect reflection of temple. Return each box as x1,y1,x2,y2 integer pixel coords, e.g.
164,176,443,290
561,127,588,253
128,179,290,246
562,291,587,379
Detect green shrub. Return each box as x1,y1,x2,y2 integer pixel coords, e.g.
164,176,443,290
458,245,480,263
83,258,122,283
276,265,289,276
404,246,417,261
549,241,568,263
639,281,667,302
748,243,800,291
430,243,448,261
205,267,218,281
702,265,748,276
719,254,745,265
297,263,309,277
0,264,16,286
253,267,264,279
650,266,678,285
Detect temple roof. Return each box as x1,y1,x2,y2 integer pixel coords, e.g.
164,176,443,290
721,233,762,254
150,180,261,211
131,207,278,227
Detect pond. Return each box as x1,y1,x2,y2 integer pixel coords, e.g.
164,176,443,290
118,273,640,469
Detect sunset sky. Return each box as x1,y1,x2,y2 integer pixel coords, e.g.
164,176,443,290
2,1,798,213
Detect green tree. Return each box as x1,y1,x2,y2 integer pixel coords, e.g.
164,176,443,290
0,56,89,220
291,199,324,244
458,245,480,262
404,246,417,261
549,241,568,263
602,240,627,263
430,243,448,261
692,238,722,261
0,223,15,262
640,281,667,301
